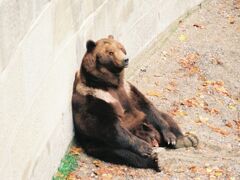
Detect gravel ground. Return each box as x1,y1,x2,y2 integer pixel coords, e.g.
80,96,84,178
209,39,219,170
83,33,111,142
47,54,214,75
60,0,240,179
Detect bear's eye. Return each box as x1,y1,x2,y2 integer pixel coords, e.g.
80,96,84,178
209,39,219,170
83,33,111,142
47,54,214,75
109,51,114,56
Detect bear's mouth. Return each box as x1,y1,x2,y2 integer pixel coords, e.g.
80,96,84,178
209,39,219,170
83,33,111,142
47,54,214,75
124,63,129,68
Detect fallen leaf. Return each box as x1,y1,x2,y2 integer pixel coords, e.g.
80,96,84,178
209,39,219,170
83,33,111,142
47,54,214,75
93,160,102,167
225,121,233,128
214,169,223,177
196,116,209,124
202,80,230,96
212,81,229,96
198,75,207,81
189,166,197,173
204,107,220,115
101,173,113,180
168,106,179,116
228,104,236,110
214,86,229,96
210,108,220,115
95,166,124,179
175,110,188,116
67,173,76,180
214,80,224,86
166,81,177,92
181,97,199,107
233,120,240,130
206,167,212,173
207,124,230,136
69,146,83,155
202,80,212,86
199,100,208,108
179,34,187,42
179,52,201,76
228,16,235,24
189,66,200,75
146,90,162,97
193,24,205,29
211,58,223,65
54,172,64,178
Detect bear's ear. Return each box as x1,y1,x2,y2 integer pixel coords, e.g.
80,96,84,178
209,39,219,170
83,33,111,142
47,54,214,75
86,40,96,52
108,35,114,39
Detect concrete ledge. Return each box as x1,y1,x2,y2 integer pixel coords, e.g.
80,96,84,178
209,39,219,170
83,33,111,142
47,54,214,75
0,0,203,179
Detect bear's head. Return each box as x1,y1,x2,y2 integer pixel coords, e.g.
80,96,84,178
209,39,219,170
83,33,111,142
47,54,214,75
83,35,128,74
80,35,129,88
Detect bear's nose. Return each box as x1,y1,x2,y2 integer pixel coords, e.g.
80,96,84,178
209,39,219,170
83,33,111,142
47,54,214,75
124,58,129,64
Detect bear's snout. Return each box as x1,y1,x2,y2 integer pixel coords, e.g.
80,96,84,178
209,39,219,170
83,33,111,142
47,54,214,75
123,58,129,67
123,58,129,66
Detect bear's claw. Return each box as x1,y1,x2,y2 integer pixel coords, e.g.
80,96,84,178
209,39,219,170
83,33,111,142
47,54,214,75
162,130,177,146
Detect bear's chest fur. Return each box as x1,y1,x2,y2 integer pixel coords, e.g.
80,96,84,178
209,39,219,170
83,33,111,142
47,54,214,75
107,86,146,130
74,70,145,130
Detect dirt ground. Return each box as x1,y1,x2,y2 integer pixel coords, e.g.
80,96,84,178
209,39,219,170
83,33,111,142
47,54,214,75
56,0,240,179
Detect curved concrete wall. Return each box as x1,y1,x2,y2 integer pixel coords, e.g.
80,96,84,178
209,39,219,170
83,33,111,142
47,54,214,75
0,0,203,179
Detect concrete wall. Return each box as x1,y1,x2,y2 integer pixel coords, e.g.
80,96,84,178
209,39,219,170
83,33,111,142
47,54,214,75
0,0,203,179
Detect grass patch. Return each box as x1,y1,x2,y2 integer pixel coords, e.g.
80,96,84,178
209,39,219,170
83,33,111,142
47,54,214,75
53,153,78,180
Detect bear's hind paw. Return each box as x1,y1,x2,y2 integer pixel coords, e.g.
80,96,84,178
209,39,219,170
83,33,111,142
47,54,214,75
150,151,161,172
174,133,199,149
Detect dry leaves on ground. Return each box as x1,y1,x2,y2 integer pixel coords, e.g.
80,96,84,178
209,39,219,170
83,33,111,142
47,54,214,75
179,52,200,76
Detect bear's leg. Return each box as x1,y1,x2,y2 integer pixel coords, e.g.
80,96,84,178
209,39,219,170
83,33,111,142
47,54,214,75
129,84,199,148
154,112,199,148
104,124,154,158
85,146,160,171
130,84,181,145
76,123,160,171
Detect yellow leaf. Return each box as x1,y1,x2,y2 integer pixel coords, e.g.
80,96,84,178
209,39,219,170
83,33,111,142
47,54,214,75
228,104,236,110
214,170,223,177
228,16,235,24
176,110,188,116
179,34,187,42
214,86,230,96
202,80,212,86
206,168,212,173
146,90,162,97
189,66,200,75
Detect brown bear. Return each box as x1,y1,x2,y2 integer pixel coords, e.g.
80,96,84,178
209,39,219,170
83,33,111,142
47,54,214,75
72,35,199,171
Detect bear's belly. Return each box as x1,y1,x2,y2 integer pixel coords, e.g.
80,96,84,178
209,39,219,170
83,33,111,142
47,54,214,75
120,109,146,130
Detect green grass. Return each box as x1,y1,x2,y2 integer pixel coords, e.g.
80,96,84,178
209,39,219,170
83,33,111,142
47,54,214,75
52,153,78,180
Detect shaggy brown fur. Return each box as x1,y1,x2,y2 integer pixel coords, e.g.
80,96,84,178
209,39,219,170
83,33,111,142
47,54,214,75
72,35,199,171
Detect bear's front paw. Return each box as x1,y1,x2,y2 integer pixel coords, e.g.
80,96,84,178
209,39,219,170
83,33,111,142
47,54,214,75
174,133,199,148
138,144,153,157
162,130,177,146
